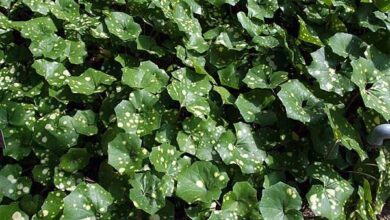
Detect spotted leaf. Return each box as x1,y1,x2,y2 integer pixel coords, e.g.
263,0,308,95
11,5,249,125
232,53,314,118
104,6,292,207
306,163,354,220
176,161,229,204
216,122,266,174
62,182,113,220
259,182,303,220
327,33,366,58
34,191,66,219
222,181,258,216
277,80,324,123
351,57,390,120
107,132,148,175
105,11,141,41
129,172,167,215
177,117,225,161
0,164,32,201
324,104,368,160
243,64,288,89
298,16,323,46
67,68,116,95
122,61,169,93
235,89,276,125
167,68,212,118
32,59,70,87
114,90,162,136
307,47,355,95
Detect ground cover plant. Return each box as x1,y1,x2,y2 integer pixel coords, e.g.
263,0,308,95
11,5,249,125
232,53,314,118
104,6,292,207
0,0,390,219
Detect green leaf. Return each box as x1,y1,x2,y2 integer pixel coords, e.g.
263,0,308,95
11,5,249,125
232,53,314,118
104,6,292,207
217,63,241,89
107,132,148,175
114,90,162,136
213,86,236,105
22,0,50,15
50,0,80,22
306,163,354,220
149,143,182,174
129,172,166,214
375,148,390,213
29,36,68,61
15,17,57,41
176,161,229,204
71,110,98,136
222,181,258,216
374,0,390,12
298,16,323,46
351,57,390,120
216,122,266,174
65,40,87,64
247,0,279,20
177,117,225,161
235,89,276,125
237,12,262,37
67,68,116,95
122,61,169,93
62,182,113,220
351,180,376,220
208,210,240,220
53,168,81,191
243,64,288,89
206,0,239,6
324,104,368,160
0,164,32,200
32,59,70,87
32,165,52,186
167,68,212,118
105,11,141,41
32,113,78,150
307,47,355,95
35,191,66,219
327,33,366,58
136,35,166,57
277,80,324,123
259,182,303,220
59,148,90,173
0,203,29,220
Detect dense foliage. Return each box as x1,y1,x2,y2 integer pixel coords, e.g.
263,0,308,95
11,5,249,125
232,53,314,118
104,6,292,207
0,0,390,219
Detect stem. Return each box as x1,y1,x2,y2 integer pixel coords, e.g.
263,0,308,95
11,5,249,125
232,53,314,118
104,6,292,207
325,140,340,160
344,171,378,182
345,92,360,112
